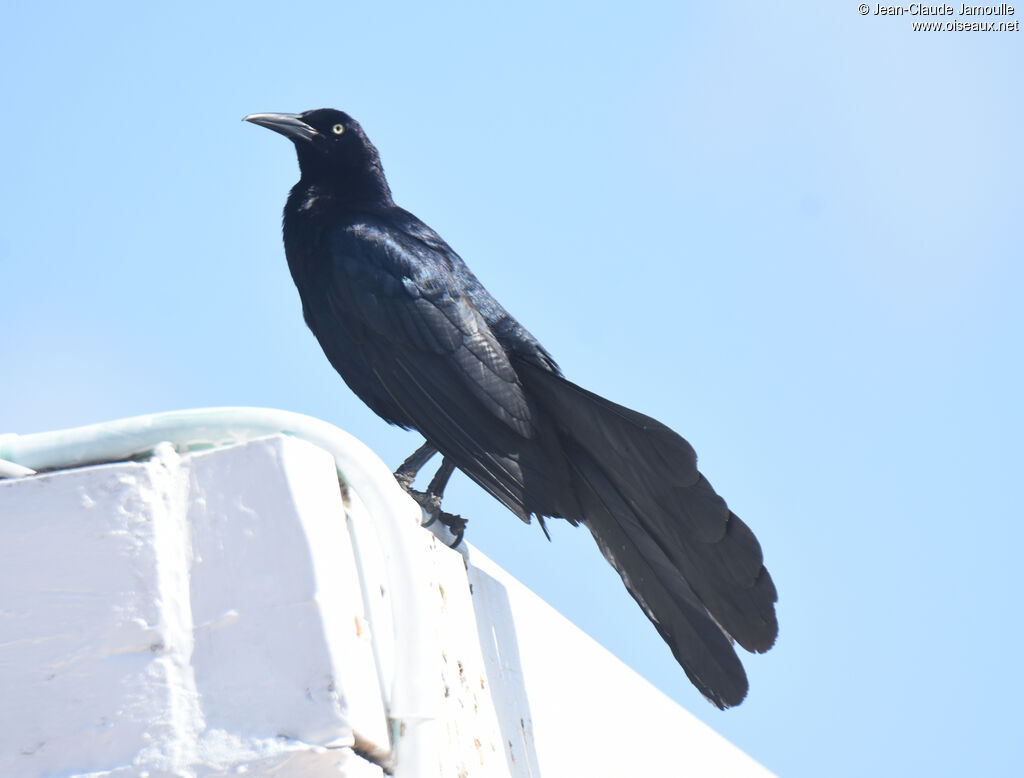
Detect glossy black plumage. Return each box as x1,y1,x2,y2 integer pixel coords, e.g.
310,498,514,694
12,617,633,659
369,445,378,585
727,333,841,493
245,108,778,708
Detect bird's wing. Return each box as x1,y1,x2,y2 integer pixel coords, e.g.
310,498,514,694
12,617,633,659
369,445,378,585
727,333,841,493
401,212,562,372
321,221,540,516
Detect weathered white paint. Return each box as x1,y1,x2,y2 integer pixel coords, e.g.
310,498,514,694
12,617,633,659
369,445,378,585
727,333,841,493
0,431,773,778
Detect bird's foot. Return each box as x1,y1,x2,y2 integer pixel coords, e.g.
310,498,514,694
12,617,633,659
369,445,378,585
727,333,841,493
393,468,418,491
405,486,443,516
399,486,467,547
422,509,468,548
393,441,438,490
395,464,419,489
393,452,463,546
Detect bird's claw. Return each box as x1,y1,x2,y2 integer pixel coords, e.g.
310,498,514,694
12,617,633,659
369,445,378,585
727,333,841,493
399,486,466,547
432,510,467,548
405,487,443,515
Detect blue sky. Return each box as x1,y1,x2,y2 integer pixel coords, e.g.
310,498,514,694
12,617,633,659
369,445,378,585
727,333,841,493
3,2,1021,775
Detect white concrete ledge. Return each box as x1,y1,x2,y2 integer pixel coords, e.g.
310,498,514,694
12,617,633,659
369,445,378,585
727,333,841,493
0,428,773,778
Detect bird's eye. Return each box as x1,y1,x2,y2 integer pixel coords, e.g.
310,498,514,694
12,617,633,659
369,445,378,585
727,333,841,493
332,123,345,135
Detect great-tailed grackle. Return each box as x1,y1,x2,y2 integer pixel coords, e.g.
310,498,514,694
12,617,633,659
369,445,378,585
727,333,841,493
245,109,777,708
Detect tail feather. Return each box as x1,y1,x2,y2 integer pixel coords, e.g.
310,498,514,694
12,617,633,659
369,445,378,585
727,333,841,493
563,436,749,708
516,359,779,701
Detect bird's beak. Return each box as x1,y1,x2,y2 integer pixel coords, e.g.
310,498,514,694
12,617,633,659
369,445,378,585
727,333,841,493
243,113,319,142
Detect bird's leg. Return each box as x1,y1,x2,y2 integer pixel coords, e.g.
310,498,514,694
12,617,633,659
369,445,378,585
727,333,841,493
393,441,438,489
394,445,467,547
417,457,454,515
415,458,468,548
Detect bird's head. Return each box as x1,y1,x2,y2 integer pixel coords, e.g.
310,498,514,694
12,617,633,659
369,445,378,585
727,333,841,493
244,108,390,201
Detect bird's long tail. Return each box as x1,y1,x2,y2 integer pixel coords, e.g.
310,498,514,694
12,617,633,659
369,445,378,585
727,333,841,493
516,360,778,708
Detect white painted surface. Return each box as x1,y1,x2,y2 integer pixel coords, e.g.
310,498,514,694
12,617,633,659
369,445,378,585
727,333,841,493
0,437,385,777
468,551,776,777
0,430,773,778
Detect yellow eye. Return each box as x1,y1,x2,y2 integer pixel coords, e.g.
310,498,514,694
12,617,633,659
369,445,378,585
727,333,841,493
332,123,345,135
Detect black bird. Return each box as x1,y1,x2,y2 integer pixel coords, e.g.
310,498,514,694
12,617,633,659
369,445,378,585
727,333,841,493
245,109,778,708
